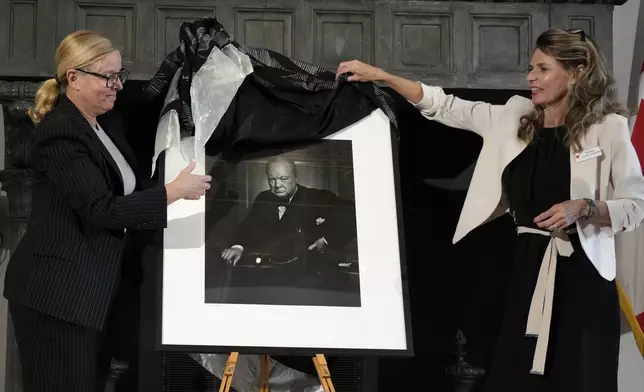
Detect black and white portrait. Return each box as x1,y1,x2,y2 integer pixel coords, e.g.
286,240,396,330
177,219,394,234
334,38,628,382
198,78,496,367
204,141,361,307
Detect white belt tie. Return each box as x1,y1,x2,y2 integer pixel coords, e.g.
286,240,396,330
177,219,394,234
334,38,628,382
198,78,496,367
516,226,575,376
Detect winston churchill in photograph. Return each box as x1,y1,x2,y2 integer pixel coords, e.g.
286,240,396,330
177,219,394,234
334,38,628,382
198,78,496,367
204,141,361,307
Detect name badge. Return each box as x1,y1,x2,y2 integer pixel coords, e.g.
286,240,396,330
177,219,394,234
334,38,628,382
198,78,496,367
575,146,602,163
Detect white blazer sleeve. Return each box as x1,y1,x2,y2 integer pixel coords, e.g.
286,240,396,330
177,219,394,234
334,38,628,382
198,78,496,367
410,83,506,137
605,115,644,233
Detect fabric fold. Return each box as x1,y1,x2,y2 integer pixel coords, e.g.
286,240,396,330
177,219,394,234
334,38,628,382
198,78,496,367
142,17,399,175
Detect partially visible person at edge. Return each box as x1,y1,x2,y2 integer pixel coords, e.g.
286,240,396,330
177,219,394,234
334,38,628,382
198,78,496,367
2,30,211,392
337,28,644,392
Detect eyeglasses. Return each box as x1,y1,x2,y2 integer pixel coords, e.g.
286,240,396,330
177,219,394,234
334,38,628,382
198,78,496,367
75,68,130,88
565,28,586,41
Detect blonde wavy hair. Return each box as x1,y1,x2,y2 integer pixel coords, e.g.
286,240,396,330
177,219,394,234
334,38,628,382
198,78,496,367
518,29,627,152
28,30,116,124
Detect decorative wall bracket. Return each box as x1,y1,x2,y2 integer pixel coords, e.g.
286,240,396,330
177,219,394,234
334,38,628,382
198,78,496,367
446,329,486,392
0,81,38,241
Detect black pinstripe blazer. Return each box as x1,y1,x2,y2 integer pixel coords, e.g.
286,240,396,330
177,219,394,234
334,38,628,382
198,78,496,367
3,94,167,330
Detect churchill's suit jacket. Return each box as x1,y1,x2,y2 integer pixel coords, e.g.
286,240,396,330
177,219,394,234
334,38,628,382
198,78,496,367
3,94,168,330
232,185,357,260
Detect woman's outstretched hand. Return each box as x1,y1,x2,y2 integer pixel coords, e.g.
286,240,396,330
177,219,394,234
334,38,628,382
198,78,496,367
335,60,424,104
336,60,387,82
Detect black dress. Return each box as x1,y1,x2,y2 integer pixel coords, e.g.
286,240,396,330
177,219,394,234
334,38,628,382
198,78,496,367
483,126,620,392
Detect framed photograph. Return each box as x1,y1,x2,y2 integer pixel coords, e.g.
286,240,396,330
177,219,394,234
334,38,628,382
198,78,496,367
158,109,413,356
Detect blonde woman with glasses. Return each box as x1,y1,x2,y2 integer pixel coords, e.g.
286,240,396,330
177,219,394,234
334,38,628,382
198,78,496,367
3,30,211,392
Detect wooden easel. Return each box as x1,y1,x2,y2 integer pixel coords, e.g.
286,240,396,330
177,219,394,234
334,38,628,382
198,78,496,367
218,352,336,392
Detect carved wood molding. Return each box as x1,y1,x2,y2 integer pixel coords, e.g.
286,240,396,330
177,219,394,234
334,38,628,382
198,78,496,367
403,0,627,3
0,80,36,226
0,81,39,102
0,82,35,168
405,0,625,2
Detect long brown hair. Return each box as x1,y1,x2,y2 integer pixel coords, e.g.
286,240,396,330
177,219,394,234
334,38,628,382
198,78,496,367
28,30,116,124
518,29,627,151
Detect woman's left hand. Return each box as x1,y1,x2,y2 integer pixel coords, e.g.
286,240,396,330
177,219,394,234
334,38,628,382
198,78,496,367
534,200,587,231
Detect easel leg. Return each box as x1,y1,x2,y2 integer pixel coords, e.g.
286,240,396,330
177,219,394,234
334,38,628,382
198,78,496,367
218,352,239,392
313,354,336,392
259,355,271,392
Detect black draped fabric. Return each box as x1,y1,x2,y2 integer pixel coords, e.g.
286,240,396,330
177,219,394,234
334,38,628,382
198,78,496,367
204,68,385,156
484,126,620,392
141,17,397,156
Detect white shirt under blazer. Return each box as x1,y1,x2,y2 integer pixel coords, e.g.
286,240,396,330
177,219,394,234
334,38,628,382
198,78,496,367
411,83,644,282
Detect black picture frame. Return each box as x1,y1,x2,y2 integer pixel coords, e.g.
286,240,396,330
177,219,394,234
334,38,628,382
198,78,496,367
155,110,414,358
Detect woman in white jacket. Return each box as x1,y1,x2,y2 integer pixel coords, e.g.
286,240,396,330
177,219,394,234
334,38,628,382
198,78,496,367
337,29,644,391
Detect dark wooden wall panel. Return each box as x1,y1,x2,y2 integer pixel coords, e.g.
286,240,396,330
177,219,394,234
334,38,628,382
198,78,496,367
0,0,617,90
235,8,294,57
549,3,614,69
0,0,58,76
9,1,38,62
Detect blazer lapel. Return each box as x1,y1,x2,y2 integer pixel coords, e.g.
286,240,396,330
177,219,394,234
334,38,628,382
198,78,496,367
569,125,600,200
453,129,527,242
58,95,126,193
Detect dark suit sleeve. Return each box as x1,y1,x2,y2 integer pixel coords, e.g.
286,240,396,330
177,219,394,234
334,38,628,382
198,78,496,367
35,121,168,231
315,190,357,248
230,192,267,249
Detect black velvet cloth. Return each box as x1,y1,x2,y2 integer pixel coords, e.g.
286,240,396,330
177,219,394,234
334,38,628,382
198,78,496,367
139,17,397,157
